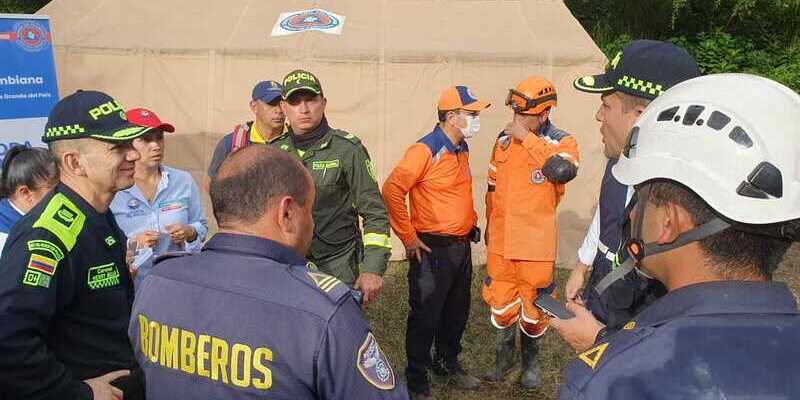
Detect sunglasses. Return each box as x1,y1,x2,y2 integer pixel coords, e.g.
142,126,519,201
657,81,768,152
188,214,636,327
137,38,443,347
505,88,557,113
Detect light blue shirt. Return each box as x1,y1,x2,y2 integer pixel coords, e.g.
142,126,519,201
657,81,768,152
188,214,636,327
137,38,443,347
111,165,208,287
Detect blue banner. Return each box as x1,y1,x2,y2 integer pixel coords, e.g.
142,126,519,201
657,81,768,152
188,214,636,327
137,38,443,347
0,14,59,160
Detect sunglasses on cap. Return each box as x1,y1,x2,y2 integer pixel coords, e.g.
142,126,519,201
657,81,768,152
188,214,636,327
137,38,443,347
505,88,557,113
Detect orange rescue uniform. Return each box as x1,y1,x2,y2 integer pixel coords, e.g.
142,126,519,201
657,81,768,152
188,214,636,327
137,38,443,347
482,122,579,336
382,126,477,247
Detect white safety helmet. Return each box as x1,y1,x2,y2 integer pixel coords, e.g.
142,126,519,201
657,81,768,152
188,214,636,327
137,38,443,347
613,73,800,225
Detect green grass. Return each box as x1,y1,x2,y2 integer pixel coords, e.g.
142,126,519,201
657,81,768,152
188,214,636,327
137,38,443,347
365,245,800,399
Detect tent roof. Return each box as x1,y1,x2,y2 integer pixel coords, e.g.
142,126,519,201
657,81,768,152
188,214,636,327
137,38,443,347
40,0,603,65
38,0,608,265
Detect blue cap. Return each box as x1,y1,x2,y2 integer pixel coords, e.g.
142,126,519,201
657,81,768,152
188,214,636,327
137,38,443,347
251,80,283,103
573,40,700,100
43,90,150,143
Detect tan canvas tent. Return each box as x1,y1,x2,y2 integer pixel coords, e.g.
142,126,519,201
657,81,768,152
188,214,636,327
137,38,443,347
39,0,607,265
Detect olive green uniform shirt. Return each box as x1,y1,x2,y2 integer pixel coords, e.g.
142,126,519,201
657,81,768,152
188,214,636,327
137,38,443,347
272,126,391,281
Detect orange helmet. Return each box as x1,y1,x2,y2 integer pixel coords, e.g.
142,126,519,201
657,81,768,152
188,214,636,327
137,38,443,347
506,76,557,115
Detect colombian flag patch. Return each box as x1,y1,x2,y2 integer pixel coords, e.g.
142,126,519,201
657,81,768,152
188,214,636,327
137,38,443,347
27,253,58,276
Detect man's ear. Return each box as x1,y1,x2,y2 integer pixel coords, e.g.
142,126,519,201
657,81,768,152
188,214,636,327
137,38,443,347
275,195,296,234
61,149,86,177
634,104,647,117
657,201,694,244
249,100,259,115
446,111,463,128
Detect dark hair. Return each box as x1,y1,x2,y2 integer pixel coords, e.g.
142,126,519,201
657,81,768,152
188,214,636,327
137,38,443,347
438,110,450,122
647,180,791,278
210,145,311,225
0,146,59,199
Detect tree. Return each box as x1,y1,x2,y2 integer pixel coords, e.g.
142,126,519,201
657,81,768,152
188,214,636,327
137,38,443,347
565,0,800,91
0,0,51,14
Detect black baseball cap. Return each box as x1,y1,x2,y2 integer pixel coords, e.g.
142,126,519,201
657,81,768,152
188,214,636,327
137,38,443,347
573,40,700,100
43,90,150,143
282,69,323,100
252,80,283,104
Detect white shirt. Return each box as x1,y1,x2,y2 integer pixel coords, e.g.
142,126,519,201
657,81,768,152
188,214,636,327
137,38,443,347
576,185,634,266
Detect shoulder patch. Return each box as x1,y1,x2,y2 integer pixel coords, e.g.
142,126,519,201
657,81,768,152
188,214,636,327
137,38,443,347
33,193,86,251
497,134,511,150
22,269,52,288
578,342,609,370
27,239,64,261
356,332,396,390
333,130,362,145
21,239,65,288
27,253,58,276
365,159,378,182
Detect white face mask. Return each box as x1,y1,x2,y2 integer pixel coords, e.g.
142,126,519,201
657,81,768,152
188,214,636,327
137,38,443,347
460,115,480,138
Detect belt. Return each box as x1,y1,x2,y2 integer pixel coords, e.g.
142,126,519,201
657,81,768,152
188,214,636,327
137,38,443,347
419,232,470,247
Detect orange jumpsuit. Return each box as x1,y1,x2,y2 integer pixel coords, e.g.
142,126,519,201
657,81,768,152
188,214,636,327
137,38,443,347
482,122,579,337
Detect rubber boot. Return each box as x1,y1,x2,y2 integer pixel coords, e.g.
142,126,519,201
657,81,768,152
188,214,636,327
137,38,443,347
520,334,541,389
485,327,516,381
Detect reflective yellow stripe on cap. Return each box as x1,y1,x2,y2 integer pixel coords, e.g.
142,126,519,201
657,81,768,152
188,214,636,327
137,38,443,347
363,233,392,249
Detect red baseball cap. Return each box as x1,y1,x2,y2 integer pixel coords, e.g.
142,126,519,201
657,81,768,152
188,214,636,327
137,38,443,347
126,108,175,133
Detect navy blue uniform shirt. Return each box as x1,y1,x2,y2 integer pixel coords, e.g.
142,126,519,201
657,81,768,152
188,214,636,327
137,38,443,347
560,280,800,399
130,233,408,399
0,183,137,399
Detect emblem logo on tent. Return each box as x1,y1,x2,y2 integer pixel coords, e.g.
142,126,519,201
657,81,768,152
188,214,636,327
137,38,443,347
280,9,340,32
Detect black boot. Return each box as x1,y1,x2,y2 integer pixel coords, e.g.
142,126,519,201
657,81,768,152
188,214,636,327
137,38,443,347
485,327,516,381
520,334,541,389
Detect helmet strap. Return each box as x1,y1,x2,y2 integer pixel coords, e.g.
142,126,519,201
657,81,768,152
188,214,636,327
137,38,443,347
593,184,731,296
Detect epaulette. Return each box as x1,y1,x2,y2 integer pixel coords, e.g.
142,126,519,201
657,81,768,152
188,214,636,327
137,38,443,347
289,261,350,304
32,193,86,251
331,129,362,145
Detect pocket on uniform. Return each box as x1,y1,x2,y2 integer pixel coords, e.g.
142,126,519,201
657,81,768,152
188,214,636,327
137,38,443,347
86,286,129,319
310,159,342,186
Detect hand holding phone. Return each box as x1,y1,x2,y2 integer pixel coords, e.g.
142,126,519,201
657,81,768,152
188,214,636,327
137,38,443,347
535,294,575,319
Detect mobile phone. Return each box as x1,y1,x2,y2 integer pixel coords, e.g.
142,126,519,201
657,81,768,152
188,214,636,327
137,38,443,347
350,289,364,305
534,295,575,319
470,226,481,243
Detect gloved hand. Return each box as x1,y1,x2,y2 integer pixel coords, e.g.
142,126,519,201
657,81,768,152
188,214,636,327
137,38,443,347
542,155,578,184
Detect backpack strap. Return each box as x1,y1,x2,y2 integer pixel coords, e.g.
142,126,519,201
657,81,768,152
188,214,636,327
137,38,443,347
230,122,251,152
